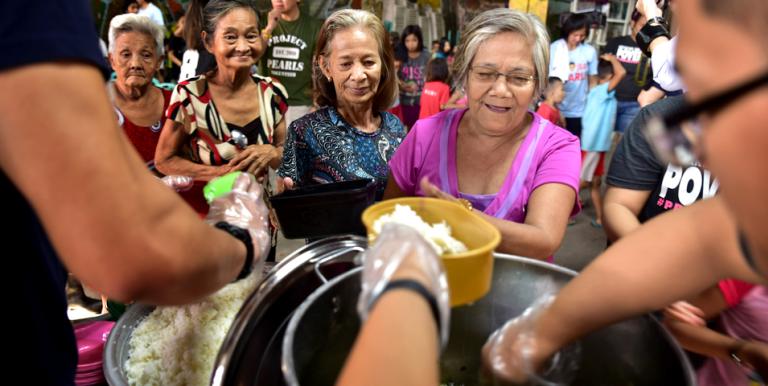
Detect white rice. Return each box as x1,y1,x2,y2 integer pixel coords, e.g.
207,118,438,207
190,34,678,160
125,272,259,386
373,204,468,255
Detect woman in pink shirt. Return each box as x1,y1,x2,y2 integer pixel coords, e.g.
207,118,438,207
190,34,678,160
384,8,581,260
664,281,768,385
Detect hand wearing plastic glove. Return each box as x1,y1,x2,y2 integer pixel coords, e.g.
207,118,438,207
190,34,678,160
357,223,451,349
663,301,706,327
204,172,271,279
159,175,194,192
482,295,581,385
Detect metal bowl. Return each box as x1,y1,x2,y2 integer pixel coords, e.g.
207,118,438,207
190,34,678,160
281,254,696,386
211,235,367,386
102,235,367,386
103,303,154,385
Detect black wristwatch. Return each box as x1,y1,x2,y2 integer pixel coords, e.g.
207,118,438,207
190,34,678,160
636,16,670,57
214,221,254,281
374,279,442,335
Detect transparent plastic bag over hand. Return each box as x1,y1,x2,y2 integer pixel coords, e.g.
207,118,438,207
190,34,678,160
357,223,451,349
482,294,581,386
159,175,194,192
205,172,271,273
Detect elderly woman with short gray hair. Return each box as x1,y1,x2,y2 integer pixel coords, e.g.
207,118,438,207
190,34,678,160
108,13,209,214
384,8,581,260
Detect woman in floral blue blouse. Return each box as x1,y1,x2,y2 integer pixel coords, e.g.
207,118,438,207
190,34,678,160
278,9,404,200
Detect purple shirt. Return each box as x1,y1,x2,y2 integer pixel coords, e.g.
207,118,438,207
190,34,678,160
389,109,581,223
697,286,768,386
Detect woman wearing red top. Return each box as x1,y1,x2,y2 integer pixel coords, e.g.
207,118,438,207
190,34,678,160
108,14,209,214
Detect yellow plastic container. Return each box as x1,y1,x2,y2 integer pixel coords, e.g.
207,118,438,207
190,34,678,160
361,197,501,307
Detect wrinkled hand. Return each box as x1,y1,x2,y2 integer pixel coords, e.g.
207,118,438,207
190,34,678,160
482,295,580,385
228,144,279,180
420,177,464,204
159,175,194,192
357,223,451,348
663,301,706,327
206,172,271,273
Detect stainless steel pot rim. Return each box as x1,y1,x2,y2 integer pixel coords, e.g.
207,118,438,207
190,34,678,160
281,267,364,386
275,252,696,386
211,235,367,386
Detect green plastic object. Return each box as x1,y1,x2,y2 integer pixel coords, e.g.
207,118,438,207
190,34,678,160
204,172,242,203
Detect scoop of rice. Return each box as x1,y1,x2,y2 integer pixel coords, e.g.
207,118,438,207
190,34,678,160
372,204,467,255
125,272,259,386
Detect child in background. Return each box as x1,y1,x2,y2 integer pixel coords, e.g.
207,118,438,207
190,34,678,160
580,54,626,227
398,25,431,129
430,40,440,58
419,58,451,119
536,76,566,128
388,54,405,123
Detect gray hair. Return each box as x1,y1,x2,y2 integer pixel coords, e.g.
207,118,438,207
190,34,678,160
202,0,258,46
108,14,165,57
313,9,397,111
452,8,550,94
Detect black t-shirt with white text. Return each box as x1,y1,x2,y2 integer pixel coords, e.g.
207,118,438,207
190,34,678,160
607,95,719,222
603,35,652,102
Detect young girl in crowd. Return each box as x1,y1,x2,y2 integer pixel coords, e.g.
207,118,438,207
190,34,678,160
398,25,431,129
435,37,453,64
536,76,566,128
418,58,450,119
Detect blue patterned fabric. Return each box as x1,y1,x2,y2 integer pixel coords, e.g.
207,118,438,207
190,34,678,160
278,107,406,200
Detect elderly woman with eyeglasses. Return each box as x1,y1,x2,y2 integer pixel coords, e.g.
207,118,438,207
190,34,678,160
384,8,581,260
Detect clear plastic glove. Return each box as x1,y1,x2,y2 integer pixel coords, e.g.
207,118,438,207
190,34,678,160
663,301,706,327
482,295,581,385
159,175,194,192
357,223,451,349
205,172,271,275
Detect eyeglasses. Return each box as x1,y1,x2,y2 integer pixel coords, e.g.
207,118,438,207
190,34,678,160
469,66,536,89
644,70,768,166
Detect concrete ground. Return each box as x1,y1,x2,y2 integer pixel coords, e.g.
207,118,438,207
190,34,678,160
274,189,608,272
553,193,607,271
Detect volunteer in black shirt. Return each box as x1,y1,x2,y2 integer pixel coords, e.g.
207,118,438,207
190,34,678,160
603,13,653,139
0,1,268,384
603,95,719,240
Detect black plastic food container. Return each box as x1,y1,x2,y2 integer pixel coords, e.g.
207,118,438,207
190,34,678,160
269,179,376,239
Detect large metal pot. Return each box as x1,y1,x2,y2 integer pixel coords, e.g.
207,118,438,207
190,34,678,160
102,235,368,386
282,254,696,386
211,235,367,386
